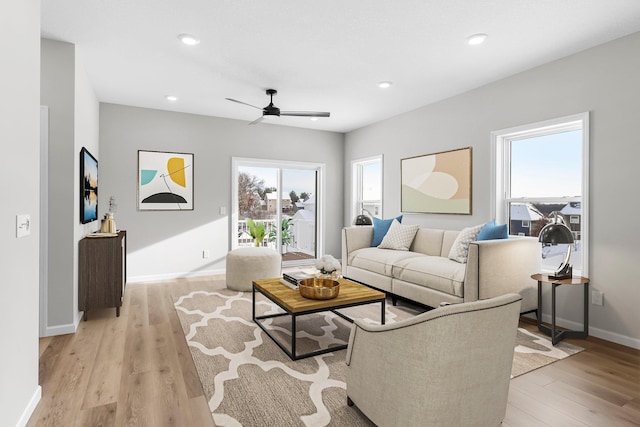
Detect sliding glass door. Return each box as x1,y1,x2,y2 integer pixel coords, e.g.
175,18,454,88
232,158,324,266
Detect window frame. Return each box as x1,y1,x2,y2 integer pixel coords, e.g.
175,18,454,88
491,112,589,276
231,157,326,266
351,155,383,223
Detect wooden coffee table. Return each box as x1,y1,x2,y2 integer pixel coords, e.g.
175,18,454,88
252,277,386,360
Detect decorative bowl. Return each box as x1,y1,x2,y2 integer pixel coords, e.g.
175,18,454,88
299,278,340,300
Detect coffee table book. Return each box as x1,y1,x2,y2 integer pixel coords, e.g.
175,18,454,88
281,271,315,289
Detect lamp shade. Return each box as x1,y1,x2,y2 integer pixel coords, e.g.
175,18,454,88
538,222,574,245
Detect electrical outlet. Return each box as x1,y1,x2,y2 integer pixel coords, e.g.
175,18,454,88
591,289,604,306
203,250,210,259
219,206,226,215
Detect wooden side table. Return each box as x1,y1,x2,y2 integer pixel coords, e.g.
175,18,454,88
532,273,589,345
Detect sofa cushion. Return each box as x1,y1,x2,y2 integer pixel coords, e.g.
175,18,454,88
371,215,403,247
409,228,445,256
448,223,485,263
349,247,424,276
393,256,466,297
477,219,508,241
378,220,420,250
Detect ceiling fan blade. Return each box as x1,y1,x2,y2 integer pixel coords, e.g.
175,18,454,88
248,116,265,125
226,98,263,110
280,111,330,118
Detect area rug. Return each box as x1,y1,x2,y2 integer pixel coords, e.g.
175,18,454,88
173,289,583,427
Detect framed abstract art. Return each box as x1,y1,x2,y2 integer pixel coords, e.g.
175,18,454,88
137,150,194,211
401,147,472,214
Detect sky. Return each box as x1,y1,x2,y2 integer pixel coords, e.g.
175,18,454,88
240,166,316,197
510,129,582,198
361,161,382,200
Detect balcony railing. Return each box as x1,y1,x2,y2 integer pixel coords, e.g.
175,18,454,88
237,219,277,247
237,218,315,258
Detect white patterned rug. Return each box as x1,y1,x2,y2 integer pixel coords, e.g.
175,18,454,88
173,288,583,427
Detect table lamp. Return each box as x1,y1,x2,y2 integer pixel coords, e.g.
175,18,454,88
538,217,574,279
354,208,373,226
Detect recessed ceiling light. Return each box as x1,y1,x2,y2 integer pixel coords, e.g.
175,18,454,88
165,95,178,102
178,34,200,46
310,117,319,121
467,33,488,46
378,81,393,89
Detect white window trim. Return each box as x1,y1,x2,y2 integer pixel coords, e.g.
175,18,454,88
231,157,326,259
491,112,589,275
351,155,383,223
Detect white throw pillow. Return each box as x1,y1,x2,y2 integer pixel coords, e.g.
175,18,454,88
448,223,486,263
378,219,420,251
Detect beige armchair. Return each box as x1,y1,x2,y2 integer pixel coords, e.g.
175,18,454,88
346,293,522,427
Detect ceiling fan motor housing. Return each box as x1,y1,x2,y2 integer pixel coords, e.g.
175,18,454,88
264,89,280,116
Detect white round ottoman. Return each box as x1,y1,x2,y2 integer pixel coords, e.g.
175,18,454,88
226,247,282,291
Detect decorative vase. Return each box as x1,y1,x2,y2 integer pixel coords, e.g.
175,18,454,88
316,270,338,280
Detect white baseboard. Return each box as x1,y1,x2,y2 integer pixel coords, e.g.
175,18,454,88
127,268,226,284
534,312,640,350
15,386,41,427
43,314,82,337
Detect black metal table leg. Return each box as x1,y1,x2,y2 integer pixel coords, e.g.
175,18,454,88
551,283,559,344
252,285,256,322
537,280,542,330
291,313,297,359
583,282,589,338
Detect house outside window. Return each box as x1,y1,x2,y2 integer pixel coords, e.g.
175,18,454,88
352,155,383,222
492,113,589,275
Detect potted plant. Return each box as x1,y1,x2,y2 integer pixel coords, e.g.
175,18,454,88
246,218,266,247
268,218,294,253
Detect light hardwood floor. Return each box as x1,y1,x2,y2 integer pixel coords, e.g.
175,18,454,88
28,276,639,426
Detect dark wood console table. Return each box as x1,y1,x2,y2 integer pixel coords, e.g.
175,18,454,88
79,230,127,320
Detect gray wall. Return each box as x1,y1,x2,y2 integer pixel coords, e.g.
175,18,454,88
99,104,344,282
41,38,100,334
0,1,41,425
345,32,640,348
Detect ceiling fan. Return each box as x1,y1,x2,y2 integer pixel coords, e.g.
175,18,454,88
226,89,330,125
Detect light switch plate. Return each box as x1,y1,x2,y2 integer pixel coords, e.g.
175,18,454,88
17,214,31,238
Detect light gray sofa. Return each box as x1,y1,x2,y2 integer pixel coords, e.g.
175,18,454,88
341,226,540,313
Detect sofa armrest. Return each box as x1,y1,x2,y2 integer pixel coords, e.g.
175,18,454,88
341,226,373,270
465,237,541,312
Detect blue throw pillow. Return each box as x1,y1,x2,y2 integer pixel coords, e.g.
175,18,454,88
371,215,403,247
477,219,508,241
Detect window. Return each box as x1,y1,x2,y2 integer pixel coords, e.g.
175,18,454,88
352,155,383,222
492,113,589,275
232,157,325,266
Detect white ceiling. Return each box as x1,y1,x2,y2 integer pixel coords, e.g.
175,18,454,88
41,0,640,133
